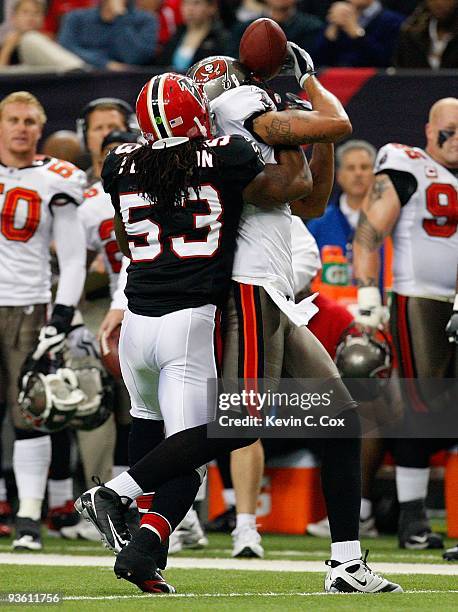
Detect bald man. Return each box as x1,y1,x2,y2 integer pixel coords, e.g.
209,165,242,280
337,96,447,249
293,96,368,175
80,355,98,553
42,130,84,166
352,97,458,551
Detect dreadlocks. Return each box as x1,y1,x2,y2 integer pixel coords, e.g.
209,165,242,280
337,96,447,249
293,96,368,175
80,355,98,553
122,138,211,215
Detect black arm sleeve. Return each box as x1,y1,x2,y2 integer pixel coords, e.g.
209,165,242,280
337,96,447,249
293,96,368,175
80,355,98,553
377,169,417,207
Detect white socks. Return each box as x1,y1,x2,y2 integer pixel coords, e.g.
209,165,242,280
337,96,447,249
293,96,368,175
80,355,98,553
331,540,362,563
396,466,430,503
48,478,73,509
14,436,51,520
360,498,373,521
105,471,142,501
236,513,256,530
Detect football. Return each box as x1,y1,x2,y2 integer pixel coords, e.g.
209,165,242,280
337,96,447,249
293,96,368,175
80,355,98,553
239,18,288,80
100,324,122,380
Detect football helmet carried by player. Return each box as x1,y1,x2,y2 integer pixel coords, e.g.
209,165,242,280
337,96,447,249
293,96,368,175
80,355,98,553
19,356,86,434
187,56,251,102
65,323,113,431
136,72,213,143
335,327,392,400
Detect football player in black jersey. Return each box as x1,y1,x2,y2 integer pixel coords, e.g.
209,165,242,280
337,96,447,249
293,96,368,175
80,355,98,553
75,72,313,593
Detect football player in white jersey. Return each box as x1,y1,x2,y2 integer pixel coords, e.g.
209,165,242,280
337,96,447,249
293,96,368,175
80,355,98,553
353,97,458,551
186,46,402,593
0,91,86,550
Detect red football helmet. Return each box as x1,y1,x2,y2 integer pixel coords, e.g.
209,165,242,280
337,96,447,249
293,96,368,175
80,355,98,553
136,72,212,143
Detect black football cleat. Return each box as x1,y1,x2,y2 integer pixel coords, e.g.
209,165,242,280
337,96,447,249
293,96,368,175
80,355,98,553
205,506,236,533
74,485,131,553
398,499,443,550
12,517,42,551
325,550,403,593
114,536,176,593
443,544,458,561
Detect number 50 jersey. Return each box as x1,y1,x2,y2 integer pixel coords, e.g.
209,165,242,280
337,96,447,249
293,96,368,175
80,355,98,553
375,143,458,299
102,135,265,317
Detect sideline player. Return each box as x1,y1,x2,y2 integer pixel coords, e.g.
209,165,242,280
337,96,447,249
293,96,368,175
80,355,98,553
353,97,458,550
0,91,86,550
75,72,313,592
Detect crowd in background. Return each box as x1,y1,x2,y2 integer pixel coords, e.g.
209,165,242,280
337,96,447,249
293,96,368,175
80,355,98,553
0,0,457,71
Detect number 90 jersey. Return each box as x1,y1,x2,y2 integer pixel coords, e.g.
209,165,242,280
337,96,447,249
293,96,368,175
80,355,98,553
102,135,265,317
375,143,458,299
0,157,85,306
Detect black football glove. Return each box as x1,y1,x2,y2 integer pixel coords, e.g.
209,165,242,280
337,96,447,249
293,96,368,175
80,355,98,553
446,311,458,344
33,304,75,360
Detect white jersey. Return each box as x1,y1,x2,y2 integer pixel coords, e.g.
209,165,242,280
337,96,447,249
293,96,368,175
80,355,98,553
211,85,295,298
375,143,458,300
78,181,123,297
0,157,85,306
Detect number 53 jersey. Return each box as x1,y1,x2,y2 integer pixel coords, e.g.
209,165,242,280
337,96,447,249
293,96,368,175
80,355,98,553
375,143,458,299
102,135,265,317
0,157,85,306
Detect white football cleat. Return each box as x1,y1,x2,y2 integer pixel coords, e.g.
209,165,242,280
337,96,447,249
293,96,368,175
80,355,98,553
325,550,403,593
60,517,101,541
307,516,378,538
168,508,208,555
231,525,264,558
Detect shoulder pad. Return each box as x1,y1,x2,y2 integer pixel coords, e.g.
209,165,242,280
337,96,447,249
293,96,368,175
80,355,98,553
375,143,427,175
45,158,86,205
211,84,276,123
209,134,264,167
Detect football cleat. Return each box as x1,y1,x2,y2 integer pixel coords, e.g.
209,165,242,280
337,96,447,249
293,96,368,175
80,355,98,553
47,500,80,537
398,500,443,550
114,535,176,593
231,525,264,558
325,550,403,593
12,517,42,551
443,543,458,561
60,516,101,541
168,508,208,555
205,506,236,533
0,500,12,537
307,515,378,539
74,485,131,553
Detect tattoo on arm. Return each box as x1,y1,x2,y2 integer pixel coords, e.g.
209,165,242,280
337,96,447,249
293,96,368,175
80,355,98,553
368,174,390,208
355,277,378,288
354,210,387,252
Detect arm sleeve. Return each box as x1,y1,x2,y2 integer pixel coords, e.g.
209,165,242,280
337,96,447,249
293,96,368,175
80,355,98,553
291,216,322,296
58,13,110,68
110,256,129,310
110,13,158,65
52,204,87,307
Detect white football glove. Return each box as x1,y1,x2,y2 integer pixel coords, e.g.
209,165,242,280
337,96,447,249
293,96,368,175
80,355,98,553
355,287,389,329
286,41,315,89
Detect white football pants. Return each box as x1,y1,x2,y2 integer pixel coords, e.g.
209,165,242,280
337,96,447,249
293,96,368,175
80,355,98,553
119,305,218,437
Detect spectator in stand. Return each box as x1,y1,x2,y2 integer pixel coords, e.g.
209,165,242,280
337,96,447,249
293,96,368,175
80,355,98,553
307,139,376,259
43,1,98,37
228,0,323,58
58,0,158,70
0,0,85,69
394,0,458,69
314,0,405,67
382,0,422,16
136,0,183,55
157,0,229,71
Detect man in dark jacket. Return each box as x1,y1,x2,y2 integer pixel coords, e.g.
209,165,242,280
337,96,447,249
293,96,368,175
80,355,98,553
394,0,458,69
314,0,405,67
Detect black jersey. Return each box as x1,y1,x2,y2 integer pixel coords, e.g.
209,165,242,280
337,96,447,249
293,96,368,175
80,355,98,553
102,135,265,316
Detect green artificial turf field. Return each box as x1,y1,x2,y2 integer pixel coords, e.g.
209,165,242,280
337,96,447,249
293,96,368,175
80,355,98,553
1,532,457,610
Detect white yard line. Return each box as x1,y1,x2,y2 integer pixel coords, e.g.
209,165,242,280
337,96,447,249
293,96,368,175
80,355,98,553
0,553,457,576
61,590,458,601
